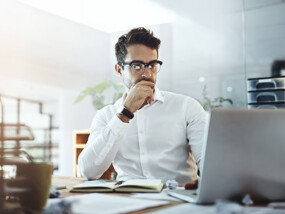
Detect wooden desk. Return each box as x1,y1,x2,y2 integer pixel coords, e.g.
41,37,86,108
52,176,184,213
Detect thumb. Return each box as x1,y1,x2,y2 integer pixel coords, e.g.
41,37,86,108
123,92,127,101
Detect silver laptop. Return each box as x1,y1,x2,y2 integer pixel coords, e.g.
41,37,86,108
168,108,285,204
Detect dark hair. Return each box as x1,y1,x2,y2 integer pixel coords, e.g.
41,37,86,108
115,27,161,64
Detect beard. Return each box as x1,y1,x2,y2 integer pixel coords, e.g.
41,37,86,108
122,77,132,90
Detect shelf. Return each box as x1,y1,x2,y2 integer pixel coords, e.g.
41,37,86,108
73,129,90,134
0,123,35,141
73,130,90,177
73,130,115,179
74,130,90,145
75,144,86,149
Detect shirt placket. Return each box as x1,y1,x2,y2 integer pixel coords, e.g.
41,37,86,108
137,109,150,177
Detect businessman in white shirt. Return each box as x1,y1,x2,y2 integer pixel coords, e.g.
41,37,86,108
78,27,207,185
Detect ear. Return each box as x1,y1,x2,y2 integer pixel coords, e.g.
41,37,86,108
115,63,122,76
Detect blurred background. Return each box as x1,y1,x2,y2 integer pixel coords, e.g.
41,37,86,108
0,0,284,176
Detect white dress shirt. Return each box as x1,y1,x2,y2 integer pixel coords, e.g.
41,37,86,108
78,87,207,184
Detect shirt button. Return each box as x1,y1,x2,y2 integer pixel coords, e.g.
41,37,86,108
144,171,148,175
139,131,143,134
141,152,145,155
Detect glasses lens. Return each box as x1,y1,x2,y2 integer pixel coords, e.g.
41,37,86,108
131,63,144,72
152,62,161,73
128,61,162,73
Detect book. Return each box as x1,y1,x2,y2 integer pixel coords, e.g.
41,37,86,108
70,179,164,193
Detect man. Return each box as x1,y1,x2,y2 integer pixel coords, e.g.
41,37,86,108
78,27,207,185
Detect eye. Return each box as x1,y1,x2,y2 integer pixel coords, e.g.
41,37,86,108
131,63,143,70
148,62,156,69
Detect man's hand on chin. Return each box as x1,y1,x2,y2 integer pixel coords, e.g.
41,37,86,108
124,80,155,113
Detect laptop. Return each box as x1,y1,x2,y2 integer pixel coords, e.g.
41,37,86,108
168,108,285,204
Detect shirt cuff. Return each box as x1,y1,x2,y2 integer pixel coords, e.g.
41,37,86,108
108,114,130,136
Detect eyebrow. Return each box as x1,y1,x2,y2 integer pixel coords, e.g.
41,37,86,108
129,60,159,64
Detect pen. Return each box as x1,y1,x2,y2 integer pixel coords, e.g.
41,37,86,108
114,180,124,189
115,180,124,186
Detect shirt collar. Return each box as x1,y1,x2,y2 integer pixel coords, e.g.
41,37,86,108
153,86,164,103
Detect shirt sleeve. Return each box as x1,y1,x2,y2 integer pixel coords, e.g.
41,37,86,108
78,107,129,179
186,99,208,170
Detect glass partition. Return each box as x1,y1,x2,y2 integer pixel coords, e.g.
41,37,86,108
244,0,285,109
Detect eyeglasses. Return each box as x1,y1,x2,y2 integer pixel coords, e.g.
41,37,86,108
120,60,163,74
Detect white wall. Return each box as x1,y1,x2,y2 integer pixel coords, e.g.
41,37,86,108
0,0,110,90
59,92,95,176
0,0,108,176
171,10,245,105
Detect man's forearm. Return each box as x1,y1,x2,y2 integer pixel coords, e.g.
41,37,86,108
78,114,129,179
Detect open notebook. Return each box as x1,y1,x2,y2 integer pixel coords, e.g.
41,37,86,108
70,179,164,193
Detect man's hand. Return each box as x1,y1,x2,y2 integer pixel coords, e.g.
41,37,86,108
124,80,155,113
184,179,198,190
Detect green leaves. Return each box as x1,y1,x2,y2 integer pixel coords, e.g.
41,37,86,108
198,85,233,111
95,81,114,93
74,81,124,110
74,87,96,103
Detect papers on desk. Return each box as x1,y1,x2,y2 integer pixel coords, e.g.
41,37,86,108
131,192,180,201
149,200,285,214
131,189,181,201
149,203,215,214
45,193,170,214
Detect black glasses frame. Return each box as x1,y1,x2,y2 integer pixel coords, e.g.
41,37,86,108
119,60,163,72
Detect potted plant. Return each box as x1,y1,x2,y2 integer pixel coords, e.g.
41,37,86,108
198,85,233,111
75,81,124,110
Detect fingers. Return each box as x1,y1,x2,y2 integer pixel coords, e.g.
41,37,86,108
135,80,155,88
141,85,154,105
184,179,198,190
133,81,154,104
147,93,155,104
124,80,155,113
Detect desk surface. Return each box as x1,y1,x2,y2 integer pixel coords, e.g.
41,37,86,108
52,176,184,213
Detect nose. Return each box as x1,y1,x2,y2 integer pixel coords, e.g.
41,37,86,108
141,66,152,78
